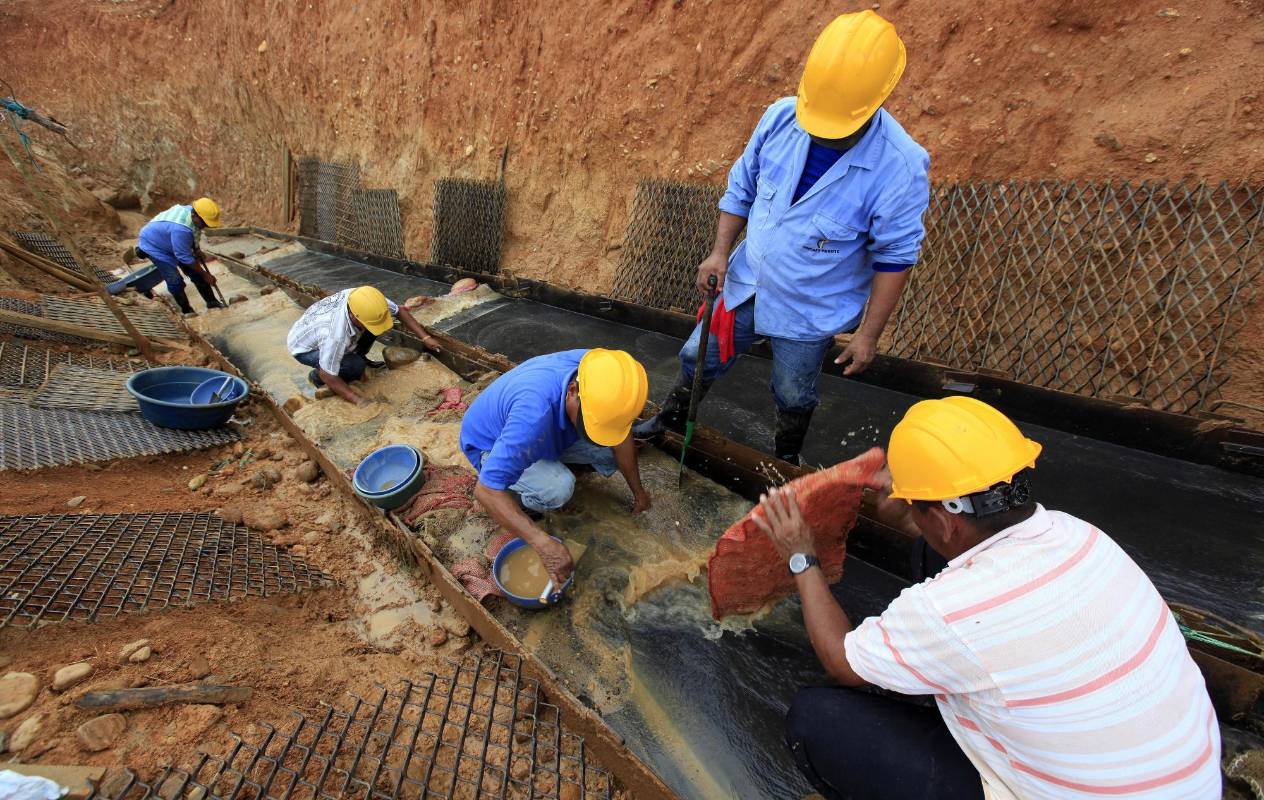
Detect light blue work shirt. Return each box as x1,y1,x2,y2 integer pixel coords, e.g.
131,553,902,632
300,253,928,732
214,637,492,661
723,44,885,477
138,204,199,267
718,98,931,341
459,349,585,491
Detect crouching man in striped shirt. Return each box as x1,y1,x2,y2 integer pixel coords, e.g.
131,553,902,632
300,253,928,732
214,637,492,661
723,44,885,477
755,397,1220,799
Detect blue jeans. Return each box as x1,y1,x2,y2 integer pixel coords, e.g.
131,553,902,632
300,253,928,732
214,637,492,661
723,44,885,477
680,296,835,413
488,440,618,512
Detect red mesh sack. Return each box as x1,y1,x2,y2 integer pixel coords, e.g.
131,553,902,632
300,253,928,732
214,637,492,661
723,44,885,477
707,447,885,619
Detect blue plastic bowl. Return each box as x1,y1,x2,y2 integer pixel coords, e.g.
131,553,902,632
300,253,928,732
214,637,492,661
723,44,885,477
126,367,248,430
353,445,427,509
492,537,575,609
107,263,162,295
190,376,247,405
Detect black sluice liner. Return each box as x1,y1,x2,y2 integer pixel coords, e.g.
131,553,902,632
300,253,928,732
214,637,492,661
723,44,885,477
260,246,1264,800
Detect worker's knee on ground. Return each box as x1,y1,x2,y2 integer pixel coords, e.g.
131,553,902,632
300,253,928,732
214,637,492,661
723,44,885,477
340,353,368,382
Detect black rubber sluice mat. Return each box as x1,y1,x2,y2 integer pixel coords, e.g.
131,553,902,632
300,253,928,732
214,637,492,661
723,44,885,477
0,512,331,628
0,402,239,470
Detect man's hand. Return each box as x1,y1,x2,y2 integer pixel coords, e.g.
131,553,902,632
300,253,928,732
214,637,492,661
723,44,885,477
696,251,728,295
631,489,652,514
421,334,443,354
536,535,574,586
753,487,814,560
835,333,877,375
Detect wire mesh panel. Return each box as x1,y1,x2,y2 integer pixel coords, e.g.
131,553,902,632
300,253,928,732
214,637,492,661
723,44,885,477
11,230,116,282
42,295,182,340
0,401,239,470
609,180,725,313
431,179,506,274
92,650,614,800
297,160,407,260
351,189,407,259
297,158,321,239
0,513,330,628
0,297,84,344
32,364,136,411
0,340,147,389
886,180,1261,414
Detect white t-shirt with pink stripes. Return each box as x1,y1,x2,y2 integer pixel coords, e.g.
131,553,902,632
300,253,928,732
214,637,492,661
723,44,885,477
844,505,1220,799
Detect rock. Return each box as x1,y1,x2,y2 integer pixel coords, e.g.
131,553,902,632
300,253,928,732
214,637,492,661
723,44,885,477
295,461,320,483
128,645,153,663
76,713,127,752
217,505,244,524
243,507,287,532
282,395,305,413
67,495,86,508
463,144,475,157
250,467,281,490
10,712,44,752
426,597,442,613
262,465,282,483
189,655,212,680
302,530,322,544
1093,132,1122,151
441,617,472,638
1144,152,1159,163
448,637,473,655
0,672,39,718
188,474,208,491
52,662,94,691
270,451,285,461
229,293,249,304
383,347,421,369
314,387,334,400
257,39,268,53
117,638,150,663
260,285,276,296
175,704,223,738
428,626,449,647
1178,47,1192,57
255,446,272,459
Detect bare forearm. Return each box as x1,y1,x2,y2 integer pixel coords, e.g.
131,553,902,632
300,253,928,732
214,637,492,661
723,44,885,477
795,567,866,687
856,270,910,340
613,438,645,496
710,212,747,258
475,483,549,546
320,371,362,404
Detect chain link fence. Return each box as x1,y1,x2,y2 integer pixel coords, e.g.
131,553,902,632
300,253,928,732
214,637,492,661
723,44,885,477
296,159,406,259
431,178,507,274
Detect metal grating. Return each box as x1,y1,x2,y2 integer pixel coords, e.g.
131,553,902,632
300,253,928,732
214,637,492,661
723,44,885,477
431,178,506,274
609,180,725,314
350,188,407,259
886,180,1263,414
0,297,84,344
0,513,330,628
43,294,182,340
12,230,116,282
92,650,613,800
33,363,136,411
0,401,239,470
297,160,406,259
0,339,147,389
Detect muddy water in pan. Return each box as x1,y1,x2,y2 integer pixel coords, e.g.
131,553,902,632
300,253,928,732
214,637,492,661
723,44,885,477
489,450,906,800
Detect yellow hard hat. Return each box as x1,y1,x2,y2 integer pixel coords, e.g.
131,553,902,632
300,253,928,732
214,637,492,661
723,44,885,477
577,349,648,447
888,397,1042,502
796,10,907,139
191,197,222,228
347,286,394,336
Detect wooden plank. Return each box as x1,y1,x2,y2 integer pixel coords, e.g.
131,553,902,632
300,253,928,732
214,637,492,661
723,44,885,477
2,765,107,800
0,236,96,291
0,309,180,351
75,683,251,711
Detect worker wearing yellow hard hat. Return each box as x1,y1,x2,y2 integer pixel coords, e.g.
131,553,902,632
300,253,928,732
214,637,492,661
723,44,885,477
286,285,443,405
636,10,929,467
752,397,1219,798
135,196,227,315
460,349,652,587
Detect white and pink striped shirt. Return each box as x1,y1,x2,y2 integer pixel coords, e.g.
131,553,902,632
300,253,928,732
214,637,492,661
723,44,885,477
844,505,1220,799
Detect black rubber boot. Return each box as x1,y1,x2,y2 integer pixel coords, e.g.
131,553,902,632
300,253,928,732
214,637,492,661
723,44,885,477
170,287,195,315
774,408,815,466
632,376,708,440
186,271,223,310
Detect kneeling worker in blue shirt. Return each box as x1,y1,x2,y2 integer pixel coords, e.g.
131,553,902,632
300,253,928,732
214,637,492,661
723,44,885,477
460,349,652,585
635,11,931,465
136,197,226,316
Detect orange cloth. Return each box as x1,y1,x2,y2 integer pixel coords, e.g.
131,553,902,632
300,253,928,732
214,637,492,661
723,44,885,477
707,447,885,619
696,297,738,365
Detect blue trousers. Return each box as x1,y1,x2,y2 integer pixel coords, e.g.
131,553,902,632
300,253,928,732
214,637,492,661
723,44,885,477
679,296,835,413
492,440,617,512
294,332,378,384
149,256,217,312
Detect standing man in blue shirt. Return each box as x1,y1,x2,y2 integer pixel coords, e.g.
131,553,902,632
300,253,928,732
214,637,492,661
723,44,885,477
460,349,652,586
136,197,225,316
635,11,930,465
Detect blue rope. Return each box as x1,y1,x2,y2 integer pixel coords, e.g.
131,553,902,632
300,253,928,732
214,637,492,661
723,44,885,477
1,97,41,170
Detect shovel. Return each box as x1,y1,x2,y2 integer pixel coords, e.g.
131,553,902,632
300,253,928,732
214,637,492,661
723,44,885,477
678,274,718,486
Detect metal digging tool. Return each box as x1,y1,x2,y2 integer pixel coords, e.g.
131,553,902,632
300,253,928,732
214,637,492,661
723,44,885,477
679,274,718,486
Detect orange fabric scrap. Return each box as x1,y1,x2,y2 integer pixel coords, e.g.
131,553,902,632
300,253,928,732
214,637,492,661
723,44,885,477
451,532,516,601
427,387,467,417
707,447,885,619
400,465,476,523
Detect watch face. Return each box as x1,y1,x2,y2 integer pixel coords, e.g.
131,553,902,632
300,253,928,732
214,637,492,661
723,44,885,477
789,553,808,573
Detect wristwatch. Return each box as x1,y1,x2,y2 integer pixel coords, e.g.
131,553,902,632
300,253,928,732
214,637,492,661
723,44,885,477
788,553,820,575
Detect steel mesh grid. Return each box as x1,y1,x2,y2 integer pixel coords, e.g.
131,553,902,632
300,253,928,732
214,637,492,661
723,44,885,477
887,180,1262,413
42,294,182,340
0,512,331,628
297,160,407,260
0,297,84,344
12,230,116,282
92,650,613,800
0,401,239,470
431,179,506,275
609,180,725,314
32,363,136,411
349,188,407,260
0,339,147,389
298,158,321,239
